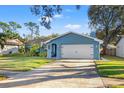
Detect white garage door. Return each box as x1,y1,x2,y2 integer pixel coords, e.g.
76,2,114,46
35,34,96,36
61,44,94,59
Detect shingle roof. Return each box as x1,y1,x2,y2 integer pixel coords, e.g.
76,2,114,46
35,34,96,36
5,39,23,46
45,32,102,44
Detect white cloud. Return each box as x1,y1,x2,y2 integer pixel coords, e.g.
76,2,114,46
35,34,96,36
64,24,81,30
54,14,63,18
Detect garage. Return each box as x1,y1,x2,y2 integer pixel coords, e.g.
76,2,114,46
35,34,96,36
61,44,94,59
46,32,100,60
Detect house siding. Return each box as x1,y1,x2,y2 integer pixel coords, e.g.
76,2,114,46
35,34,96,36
116,38,124,57
0,45,19,54
47,33,100,60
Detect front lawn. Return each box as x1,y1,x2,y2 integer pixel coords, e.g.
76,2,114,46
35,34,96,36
0,75,7,81
0,56,54,71
112,86,124,88
96,55,124,87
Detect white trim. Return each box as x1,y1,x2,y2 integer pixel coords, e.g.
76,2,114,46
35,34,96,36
45,32,101,44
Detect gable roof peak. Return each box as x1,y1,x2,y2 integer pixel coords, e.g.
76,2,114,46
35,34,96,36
45,31,100,44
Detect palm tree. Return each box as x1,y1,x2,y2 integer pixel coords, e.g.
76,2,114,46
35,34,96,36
24,22,39,40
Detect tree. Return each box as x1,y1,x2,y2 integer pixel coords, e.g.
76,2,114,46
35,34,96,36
30,5,81,31
0,22,9,49
24,22,40,40
0,21,23,49
46,33,59,40
2,22,21,39
31,5,81,30
9,21,22,32
0,22,10,32
31,5,62,29
96,31,105,41
0,33,6,49
5,30,20,39
0,21,22,39
88,5,124,54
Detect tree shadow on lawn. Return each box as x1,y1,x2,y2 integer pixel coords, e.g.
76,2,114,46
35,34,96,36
0,57,15,62
0,57,44,65
0,57,40,61
97,64,124,77
0,66,99,88
0,57,27,63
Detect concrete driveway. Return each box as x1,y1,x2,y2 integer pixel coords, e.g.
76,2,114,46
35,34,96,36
0,60,104,88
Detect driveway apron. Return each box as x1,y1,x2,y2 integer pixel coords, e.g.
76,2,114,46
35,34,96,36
0,60,104,88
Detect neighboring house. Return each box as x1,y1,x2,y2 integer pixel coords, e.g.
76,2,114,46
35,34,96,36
116,35,124,57
0,39,23,54
46,32,101,60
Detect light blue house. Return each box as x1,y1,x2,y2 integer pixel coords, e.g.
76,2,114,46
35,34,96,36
46,32,101,60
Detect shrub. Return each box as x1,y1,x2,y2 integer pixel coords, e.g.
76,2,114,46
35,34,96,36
39,52,47,57
30,44,40,56
18,46,25,54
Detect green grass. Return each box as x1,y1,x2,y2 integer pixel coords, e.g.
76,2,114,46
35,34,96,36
0,75,7,80
111,86,124,88
96,55,124,79
0,56,54,71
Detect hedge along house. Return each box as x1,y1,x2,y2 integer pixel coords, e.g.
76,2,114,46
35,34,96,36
46,32,101,60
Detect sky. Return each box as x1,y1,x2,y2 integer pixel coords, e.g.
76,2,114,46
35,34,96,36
0,5,91,36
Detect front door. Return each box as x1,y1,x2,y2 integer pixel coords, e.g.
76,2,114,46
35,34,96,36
51,44,57,57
